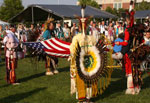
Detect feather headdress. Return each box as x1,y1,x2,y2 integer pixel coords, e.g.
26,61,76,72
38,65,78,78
44,17,54,31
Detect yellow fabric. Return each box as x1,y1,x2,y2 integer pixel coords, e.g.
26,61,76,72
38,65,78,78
70,33,96,56
92,82,98,97
76,73,86,99
46,56,51,68
70,33,97,100
105,75,108,88
70,56,77,95
99,79,103,94
103,77,106,90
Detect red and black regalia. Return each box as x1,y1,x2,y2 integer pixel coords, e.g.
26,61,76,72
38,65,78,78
119,8,140,94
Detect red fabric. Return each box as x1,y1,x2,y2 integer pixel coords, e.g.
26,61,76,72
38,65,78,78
41,38,70,58
55,38,71,45
50,39,70,51
112,43,115,47
44,40,57,50
104,48,110,52
130,11,135,27
123,54,132,75
142,39,145,43
5,57,17,84
78,17,88,32
6,57,17,70
44,49,70,54
119,27,130,46
125,10,135,28
108,27,113,36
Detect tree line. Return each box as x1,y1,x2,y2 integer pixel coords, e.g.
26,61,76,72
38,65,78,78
0,0,150,22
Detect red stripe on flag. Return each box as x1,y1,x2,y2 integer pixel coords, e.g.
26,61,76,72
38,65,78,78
44,40,57,50
46,54,69,58
50,39,70,51
55,38,71,45
44,49,70,54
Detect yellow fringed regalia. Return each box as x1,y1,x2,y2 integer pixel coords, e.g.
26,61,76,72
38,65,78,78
70,33,97,100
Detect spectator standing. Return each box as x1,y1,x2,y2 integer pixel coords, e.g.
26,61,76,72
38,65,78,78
71,22,78,38
89,22,100,42
118,21,124,35
56,21,64,40
100,21,106,34
98,22,101,29
108,22,114,42
5,25,9,31
114,21,119,38
16,24,27,42
89,21,93,29
63,23,70,42
30,24,35,32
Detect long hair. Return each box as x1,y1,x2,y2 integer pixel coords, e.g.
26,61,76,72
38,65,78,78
46,22,56,37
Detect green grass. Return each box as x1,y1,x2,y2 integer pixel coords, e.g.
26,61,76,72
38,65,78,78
0,54,150,103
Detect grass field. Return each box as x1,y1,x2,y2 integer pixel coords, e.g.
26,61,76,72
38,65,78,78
0,53,150,103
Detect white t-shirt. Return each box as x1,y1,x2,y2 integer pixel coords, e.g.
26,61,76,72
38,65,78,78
100,25,106,34
90,27,99,42
144,36,150,46
63,28,70,38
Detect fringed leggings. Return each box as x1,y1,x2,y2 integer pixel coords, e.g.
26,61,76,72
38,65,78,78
5,57,17,84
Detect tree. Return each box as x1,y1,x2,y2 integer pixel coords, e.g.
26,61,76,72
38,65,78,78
0,0,24,21
106,7,118,16
105,7,113,14
135,1,150,11
78,0,100,9
105,7,126,17
118,8,126,17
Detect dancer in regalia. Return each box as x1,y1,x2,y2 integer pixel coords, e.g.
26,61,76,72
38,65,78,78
3,25,19,84
69,5,110,103
70,5,95,103
42,20,59,76
115,0,141,94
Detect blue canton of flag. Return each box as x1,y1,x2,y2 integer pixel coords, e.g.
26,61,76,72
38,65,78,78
23,42,45,54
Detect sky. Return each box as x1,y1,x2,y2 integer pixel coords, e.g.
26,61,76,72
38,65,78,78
0,0,77,7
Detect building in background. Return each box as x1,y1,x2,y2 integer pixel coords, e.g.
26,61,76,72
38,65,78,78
95,0,150,10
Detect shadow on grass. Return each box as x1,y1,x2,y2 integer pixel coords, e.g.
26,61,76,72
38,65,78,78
19,72,45,83
0,57,5,61
93,69,126,102
0,84,10,89
93,71,150,102
0,87,47,103
58,66,70,73
0,62,5,67
142,74,150,89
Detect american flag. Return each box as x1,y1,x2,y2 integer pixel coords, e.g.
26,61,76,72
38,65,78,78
24,38,71,58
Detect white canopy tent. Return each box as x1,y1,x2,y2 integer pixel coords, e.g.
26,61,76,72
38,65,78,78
0,20,9,25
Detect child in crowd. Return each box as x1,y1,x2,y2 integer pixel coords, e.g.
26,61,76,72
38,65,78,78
112,33,124,60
